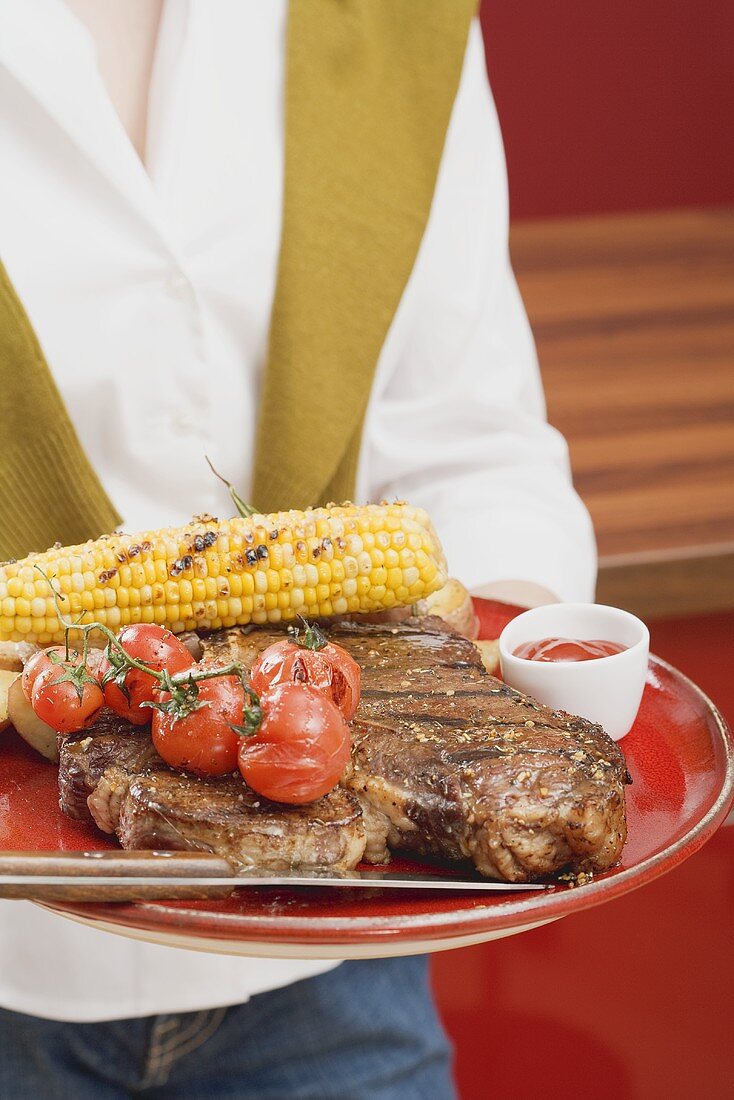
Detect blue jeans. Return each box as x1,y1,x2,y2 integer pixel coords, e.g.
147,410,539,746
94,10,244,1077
0,957,455,1099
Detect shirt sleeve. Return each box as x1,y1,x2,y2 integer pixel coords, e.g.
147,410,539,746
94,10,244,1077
357,19,596,603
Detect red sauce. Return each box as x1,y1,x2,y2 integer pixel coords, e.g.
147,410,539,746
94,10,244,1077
513,637,628,663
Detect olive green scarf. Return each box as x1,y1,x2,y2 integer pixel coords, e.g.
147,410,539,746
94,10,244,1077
0,0,475,560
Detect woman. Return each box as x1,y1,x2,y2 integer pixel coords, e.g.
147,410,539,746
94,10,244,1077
0,2,595,1096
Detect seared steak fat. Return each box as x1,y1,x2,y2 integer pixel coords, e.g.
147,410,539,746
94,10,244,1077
116,772,365,872
59,719,366,872
57,617,628,881
59,714,156,821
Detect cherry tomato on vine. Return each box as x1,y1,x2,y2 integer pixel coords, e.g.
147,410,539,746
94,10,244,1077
151,673,245,777
238,682,351,804
31,661,104,733
99,624,194,725
23,645,104,700
249,629,361,720
22,646,70,700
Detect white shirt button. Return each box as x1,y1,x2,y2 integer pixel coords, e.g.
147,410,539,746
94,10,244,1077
169,409,199,435
166,270,191,297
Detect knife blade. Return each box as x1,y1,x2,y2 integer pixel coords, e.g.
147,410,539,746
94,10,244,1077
0,871,548,891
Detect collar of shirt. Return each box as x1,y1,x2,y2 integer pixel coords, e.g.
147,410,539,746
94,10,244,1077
0,0,173,241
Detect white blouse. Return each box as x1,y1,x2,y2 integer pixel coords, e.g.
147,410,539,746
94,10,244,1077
0,0,595,1021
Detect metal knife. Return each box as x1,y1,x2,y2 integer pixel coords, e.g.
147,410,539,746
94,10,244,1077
0,851,552,901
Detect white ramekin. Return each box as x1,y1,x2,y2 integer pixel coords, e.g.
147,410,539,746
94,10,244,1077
498,603,650,741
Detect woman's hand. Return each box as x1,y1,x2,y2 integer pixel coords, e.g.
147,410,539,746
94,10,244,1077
470,580,560,609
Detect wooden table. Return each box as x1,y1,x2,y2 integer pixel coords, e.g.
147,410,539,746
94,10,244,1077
510,207,734,618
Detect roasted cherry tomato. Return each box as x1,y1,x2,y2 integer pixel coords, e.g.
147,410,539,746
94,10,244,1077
151,674,244,777
249,628,361,720
22,646,70,700
238,682,351,804
31,661,104,733
100,624,194,725
23,645,105,700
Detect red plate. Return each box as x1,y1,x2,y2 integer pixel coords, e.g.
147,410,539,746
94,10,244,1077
1,600,732,958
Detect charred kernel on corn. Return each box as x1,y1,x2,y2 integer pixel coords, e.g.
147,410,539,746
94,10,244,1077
0,503,447,644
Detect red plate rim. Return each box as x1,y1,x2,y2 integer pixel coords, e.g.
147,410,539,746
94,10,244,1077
46,654,734,946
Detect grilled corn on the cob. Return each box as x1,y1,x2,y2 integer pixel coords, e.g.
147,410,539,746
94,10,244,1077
0,503,447,644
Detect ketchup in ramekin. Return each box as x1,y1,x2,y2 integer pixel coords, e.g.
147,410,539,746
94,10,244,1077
513,637,628,663
499,605,649,740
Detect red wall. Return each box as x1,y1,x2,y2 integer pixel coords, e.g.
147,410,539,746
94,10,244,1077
480,0,734,219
